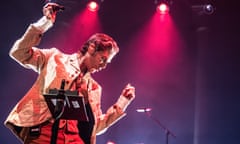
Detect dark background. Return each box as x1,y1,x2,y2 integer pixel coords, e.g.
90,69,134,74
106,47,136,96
1,0,239,144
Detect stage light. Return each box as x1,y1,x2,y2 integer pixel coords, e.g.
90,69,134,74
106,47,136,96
87,0,99,12
157,2,169,14
107,141,115,144
154,0,173,14
203,4,215,15
191,3,215,15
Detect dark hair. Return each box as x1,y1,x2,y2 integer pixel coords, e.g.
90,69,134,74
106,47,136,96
80,33,119,55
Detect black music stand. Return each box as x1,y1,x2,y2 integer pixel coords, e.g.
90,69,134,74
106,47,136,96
43,80,88,144
44,89,89,121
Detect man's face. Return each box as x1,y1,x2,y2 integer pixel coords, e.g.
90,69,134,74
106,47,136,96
87,50,113,73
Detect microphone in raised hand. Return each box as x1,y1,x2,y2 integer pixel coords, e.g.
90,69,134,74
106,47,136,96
43,2,64,23
45,0,65,12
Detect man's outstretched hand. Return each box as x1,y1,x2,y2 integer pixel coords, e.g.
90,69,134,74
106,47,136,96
43,2,64,23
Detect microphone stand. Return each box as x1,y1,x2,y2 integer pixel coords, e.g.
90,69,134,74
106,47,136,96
144,111,176,144
50,79,66,144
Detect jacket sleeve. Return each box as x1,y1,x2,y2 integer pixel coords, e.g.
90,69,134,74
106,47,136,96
95,104,126,135
9,17,53,73
93,88,134,135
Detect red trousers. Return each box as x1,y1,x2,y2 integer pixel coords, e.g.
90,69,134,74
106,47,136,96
24,122,84,144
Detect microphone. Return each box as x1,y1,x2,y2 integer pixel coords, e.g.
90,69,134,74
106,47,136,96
136,107,152,113
45,0,65,12
52,4,65,12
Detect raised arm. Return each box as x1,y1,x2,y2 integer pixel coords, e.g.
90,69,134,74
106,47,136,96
9,3,60,72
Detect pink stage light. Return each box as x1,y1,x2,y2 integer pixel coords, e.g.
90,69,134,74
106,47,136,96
87,1,99,12
156,2,170,14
